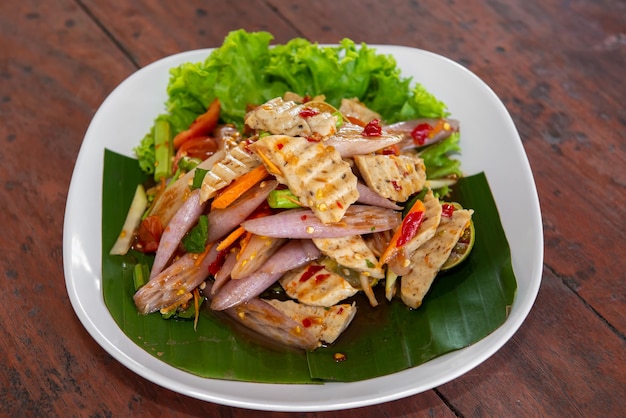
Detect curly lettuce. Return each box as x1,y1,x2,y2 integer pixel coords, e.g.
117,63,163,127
134,29,450,174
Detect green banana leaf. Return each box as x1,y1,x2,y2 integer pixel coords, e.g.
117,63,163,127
102,149,516,383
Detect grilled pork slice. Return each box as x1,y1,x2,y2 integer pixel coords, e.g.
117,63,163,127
282,92,326,103
387,190,443,276
339,98,381,124
200,142,261,202
280,263,359,307
245,97,338,138
354,153,427,203
313,235,384,279
401,208,473,309
222,296,319,350
250,135,359,224
266,299,357,345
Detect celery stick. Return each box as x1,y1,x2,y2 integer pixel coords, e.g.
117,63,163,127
154,119,173,181
133,263,150,291
267,189,301,209
178,156,201,172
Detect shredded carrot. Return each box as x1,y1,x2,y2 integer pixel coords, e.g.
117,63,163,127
211,165,269,210
216,226,246,251
379,199,426,265
346,116,367,127
236,231,253,257
194,243,213,267
255,149,283,177
427,119,446,139
159,292,192,315
193,288,200,330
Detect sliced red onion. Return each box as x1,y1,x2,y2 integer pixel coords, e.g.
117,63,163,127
211,248,237,295
385,118,460,150
241,205,401,239
210,240,320,311
206,180,277,243
259,239,320,275
149,150,226,227
134,245,218,314
211,271,278,311
150,189,206,279
387,248,412,276
324,132,402,158
214,124,241,148
356,182,402,210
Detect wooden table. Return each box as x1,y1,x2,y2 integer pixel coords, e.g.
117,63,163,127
2,0,624,416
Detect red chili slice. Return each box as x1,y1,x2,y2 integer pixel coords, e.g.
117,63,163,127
208,249,229,275
441,203,455,217
315,274,330,284
396,211,425,247
299,265,325,282
411,123,433,145
299,107,320,118
362,119,383,136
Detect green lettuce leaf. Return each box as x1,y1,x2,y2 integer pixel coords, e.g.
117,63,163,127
182,215,208,253
421,132,463,179
134,30,449,173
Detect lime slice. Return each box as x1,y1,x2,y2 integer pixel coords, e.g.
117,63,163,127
441,203,475,270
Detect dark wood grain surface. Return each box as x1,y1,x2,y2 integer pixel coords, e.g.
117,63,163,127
1,0,624,416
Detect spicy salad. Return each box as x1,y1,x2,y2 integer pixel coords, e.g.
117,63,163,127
109,30,474,351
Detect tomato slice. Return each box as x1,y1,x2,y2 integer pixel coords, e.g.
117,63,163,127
174,136,218,168
134,215,163,253
172,99,220,148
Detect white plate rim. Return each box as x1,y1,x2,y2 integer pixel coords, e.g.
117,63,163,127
63,45,543,412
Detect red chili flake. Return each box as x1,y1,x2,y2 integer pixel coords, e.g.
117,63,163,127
396,211,425,247
336,201,343,209
299,107,320,118
315,274,330,284
380,144,400,155
362,119,383,136
247,201,274,220
242,138,255,153
411,123,433,145
300,214,308,221
441,203,455,217
277,143,284,150
336,307,344,315
299,265,325,282
208,249,229,275
302,318,312,328
391,180,402,191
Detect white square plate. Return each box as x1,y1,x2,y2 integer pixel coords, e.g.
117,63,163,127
63,45,543,412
